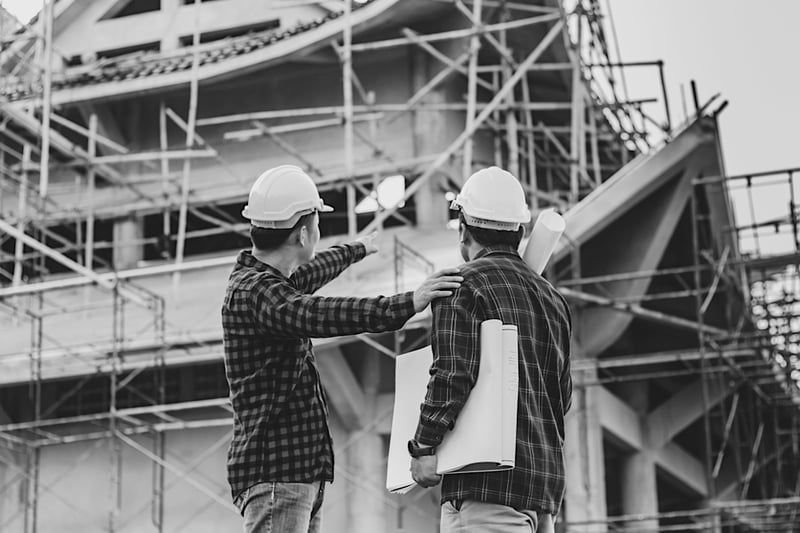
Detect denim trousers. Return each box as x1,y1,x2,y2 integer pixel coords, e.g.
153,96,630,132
441,500,541,533
235,481,325,533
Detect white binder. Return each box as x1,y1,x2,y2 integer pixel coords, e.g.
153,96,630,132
386,320,518,494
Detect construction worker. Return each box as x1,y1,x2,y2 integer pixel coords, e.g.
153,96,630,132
221,164,462,533
409,166,572,533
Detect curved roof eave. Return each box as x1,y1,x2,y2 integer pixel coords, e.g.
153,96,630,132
43,0,402,107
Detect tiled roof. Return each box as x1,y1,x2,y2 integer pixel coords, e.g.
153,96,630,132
1,1,374,101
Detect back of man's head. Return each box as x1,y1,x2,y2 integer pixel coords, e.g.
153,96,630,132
459,212,524,248
241,165,332,251
249,212,316,251
452,166,530,248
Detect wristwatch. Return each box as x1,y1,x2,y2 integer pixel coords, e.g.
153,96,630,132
408,439,437,458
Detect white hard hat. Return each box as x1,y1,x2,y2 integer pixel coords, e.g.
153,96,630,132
242,165,333,229
451,166,531,231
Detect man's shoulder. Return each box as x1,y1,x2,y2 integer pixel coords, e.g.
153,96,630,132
228,263,285,295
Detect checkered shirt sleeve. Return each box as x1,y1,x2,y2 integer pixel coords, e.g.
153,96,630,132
414,245,572,514
222,243,416,503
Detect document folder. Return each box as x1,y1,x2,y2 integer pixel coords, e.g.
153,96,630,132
386,320,518,493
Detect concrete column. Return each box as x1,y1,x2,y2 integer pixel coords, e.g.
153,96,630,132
160,0,182,51
564,366,608,532
0,405,23,530
620,453,658,531
347,354,385,533
617,382,658,531
409,48,449,230
113,216,144,270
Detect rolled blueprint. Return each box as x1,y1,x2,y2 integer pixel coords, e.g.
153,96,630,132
522,208,565,275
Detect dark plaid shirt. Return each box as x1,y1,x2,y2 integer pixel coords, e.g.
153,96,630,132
414,245,572,514
222,243,416,503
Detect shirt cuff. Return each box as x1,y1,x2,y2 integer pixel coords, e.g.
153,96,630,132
349,241,368,262
413,416,453,447
398,290,416,318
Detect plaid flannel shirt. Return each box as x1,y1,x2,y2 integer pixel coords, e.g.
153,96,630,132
222,243,416,503
414,245,572,514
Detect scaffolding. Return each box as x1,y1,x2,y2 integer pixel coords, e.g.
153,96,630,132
0,0,798,531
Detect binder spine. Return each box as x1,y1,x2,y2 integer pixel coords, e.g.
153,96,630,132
501,325,519,463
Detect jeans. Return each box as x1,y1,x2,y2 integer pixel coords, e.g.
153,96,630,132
441,500,540,533
235,481,325,533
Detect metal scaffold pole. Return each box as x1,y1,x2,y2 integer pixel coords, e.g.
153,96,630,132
461,0,481,181
85,114,97,271
691,185,721,532
38,0,53,199
23,297,43,533
108,285,123,532
13,145,31,288
342,0,356,238
173,0,202,287
152,295,166,533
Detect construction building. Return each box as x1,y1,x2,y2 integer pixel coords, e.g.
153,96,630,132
0,0,799,531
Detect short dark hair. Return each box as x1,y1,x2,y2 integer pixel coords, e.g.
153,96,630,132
459,212,524,248
250,212,315,251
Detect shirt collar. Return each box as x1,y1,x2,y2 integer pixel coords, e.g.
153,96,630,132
474,244,520,260
236,250,285,277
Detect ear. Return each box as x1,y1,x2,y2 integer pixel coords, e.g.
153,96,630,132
297,225,308,247
458,222,469,245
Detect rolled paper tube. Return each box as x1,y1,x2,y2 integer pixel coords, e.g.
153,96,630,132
522,208,566,275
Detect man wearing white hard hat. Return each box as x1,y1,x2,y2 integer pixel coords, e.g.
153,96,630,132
222,165,462,533
409,166,572,533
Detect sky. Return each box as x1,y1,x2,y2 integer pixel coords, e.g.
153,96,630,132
605,0,800,257
606,0,800,177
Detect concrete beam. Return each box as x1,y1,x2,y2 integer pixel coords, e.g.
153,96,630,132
594,383,711,499
576,164,694,357
596,386,643,452
656,442,708,497
646,378,736,448
316,348,367,432
548,118,718,264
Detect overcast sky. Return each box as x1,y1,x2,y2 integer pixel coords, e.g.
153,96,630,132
607,0,800,177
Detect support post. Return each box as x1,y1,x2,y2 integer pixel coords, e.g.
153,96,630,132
38,0,54,199
159,103,171,259
618,382,658,532
565,367,608,532
520,68,538,208
108,286,122,532
343,0,356,238
13,145,31,288
348,353,385,533
85,114,97,269
568,15,584,203
658,60,672,133
499,13,519,178
589,107,601,186
174,0,201,287
462,0,482,180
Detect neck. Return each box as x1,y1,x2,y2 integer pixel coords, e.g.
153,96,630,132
462,240,484,262
251,246,299,277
